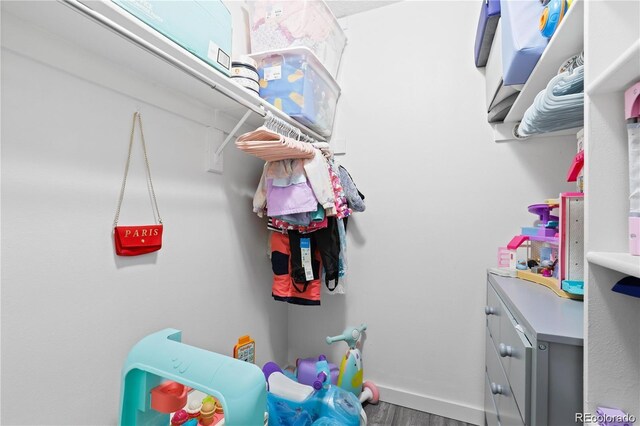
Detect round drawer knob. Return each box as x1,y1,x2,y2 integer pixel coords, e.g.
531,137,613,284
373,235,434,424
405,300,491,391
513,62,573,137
485,306,496,315
490,382,503,395
499,343,513,357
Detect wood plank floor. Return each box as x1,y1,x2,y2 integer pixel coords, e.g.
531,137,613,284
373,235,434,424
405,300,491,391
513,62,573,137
364,401,473,426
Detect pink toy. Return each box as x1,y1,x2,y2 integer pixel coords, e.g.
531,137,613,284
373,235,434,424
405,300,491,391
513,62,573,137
171,410,189,426
566,150,584,182
359,381,379,405
497,247,513,269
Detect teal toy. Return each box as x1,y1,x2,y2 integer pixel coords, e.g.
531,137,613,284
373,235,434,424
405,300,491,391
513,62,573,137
326,324,367,397
119,328,266,426
313,355,331,390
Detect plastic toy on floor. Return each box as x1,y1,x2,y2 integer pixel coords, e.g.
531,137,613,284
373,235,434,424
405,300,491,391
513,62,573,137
119,328,266,426
326,324,378,405
295,355,339,388
262,361,363,426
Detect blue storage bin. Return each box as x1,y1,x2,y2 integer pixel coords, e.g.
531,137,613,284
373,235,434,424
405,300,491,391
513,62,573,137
112,0,232,76
474,0,501,67
253,48,341,137
501,0,549,86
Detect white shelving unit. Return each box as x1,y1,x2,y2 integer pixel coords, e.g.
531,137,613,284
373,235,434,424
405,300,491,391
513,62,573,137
491,0,584,142
487,0,640,418
584,0,640,420
589,39,640,96
1,0,326,144
587,252,640,279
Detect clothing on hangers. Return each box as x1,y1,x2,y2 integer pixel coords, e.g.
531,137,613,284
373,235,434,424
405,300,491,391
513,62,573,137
288,217,341,291
268,216,328,234
266,179,317,217
303,150,336,216
328,163,352,220
311,142,333,159
338,165,366,212
254,151,337,217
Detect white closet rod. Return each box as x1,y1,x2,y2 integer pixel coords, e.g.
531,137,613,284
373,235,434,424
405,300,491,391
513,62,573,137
264,111,318,144
59,0,325,143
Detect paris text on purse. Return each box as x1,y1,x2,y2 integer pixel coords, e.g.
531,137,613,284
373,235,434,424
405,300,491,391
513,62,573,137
113,112,163,256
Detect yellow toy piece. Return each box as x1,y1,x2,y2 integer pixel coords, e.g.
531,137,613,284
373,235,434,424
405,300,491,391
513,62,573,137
233,335,256,364
516,270,583,300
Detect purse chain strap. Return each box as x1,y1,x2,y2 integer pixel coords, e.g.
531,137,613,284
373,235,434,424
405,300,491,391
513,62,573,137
113,112,163,227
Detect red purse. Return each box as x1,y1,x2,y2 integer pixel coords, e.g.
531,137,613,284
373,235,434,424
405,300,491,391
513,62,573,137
113,112,163,256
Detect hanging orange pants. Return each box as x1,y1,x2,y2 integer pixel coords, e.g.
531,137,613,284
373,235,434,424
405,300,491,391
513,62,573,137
270,232,322,306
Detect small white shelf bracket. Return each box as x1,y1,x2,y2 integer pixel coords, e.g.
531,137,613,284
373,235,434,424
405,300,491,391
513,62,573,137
215,109,253,157
207,109,253,174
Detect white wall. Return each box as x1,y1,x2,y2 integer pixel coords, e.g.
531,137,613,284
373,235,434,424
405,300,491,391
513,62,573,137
287,2,576,424
0,6,286,424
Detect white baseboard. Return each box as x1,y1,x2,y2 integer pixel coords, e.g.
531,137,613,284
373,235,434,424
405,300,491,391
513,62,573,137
376,384,484,426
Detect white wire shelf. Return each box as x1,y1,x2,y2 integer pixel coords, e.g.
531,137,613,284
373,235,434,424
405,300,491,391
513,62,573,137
1,0,327,142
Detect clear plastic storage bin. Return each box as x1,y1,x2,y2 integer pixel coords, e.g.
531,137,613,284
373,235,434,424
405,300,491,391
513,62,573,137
248,0,347,79
252,47,341,137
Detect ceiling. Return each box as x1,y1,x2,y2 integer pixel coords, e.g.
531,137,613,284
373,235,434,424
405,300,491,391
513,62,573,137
325,1,402,18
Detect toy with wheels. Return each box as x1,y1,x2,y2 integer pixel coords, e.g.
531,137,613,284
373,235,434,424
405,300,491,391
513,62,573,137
326,323,378,405
262,362,364,426
296,355,339,387
359,381,379,406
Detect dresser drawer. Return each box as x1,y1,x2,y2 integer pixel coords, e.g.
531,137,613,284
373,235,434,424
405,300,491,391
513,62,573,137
496,304,532,423
485,372,501,426
486,332,525,426
486,281,504,341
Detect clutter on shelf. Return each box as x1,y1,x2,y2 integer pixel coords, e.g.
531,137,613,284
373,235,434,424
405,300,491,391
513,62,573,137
112,0,232,76
247,0,346,79
485,22,519,123
516,54,584,138
474,0,500,67
245,0,345,137
500,0,549,87
539,0,569,38
235,112,365,306
492,196,584,299
252,48,341,137
230,55,260,96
